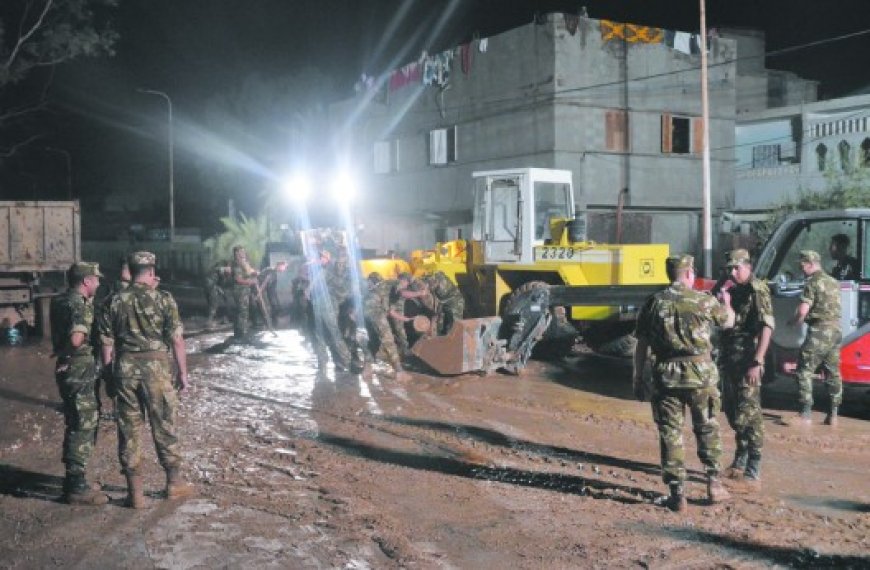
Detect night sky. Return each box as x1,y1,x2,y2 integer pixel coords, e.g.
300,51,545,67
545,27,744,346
2,0,869,236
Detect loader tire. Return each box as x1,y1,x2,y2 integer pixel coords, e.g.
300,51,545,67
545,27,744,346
502,281,577,360
584,322,637,358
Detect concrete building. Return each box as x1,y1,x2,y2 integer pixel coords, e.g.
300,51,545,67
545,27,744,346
735,93,870,211
331,14,740,259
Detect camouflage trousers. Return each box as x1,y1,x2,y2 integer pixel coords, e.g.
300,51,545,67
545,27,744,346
115,353,182,475
364,309,401,370
439,296,465,334
233,285,252,337
796,326,843,407
205,281,229,321
651,384,723,485
55,356,99,477
720,343,763,460
309,302,352,370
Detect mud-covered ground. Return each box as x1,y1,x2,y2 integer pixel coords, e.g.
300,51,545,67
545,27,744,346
1,316,869,569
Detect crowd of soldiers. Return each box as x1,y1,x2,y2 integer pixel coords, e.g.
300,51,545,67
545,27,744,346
48,234,845,513
633,245,843,513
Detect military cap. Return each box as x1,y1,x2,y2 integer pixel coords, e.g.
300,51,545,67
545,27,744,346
799,250,821,264
69,261,104,279
726,248,751,267
396,271,413,282
129,251,157,267
666,254,694,272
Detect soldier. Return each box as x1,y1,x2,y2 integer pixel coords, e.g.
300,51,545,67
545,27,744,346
829,234,859,281
308,246,353,371
390,272,416,356
363,276,409,380
50,261,109,505
230,245,259,341
204,259,232,330
633,254,735,512
400,271,465,335
786,250,843,426
99,251,194,509
717,249,774,490
94,256,132,420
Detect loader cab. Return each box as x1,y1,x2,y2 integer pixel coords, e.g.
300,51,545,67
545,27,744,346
754,209,870,361
471,168,574,265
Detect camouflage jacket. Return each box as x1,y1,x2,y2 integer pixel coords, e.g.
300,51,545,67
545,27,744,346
99,283,183,353
50,290,95,360
800,270,841,326
423,271,462,304
231,259,256,292
325,263,352,306
205,262,232,288
636,283,731,388
720,277,775,346
364,279,402,317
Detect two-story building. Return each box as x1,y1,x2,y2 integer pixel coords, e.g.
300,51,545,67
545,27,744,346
331,13,740,258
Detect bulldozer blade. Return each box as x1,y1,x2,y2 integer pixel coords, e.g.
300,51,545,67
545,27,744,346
411,317,507,376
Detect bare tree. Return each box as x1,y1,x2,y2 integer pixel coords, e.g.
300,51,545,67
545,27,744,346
0,0,118,157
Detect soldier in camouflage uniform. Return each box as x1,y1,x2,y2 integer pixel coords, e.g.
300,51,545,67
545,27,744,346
388,272,415,357
99,251,194,508
716,249,774,488
204,260,232,329
787,250,843,426
307,245,353,371
230,246,259,341
634,255,735,512
93,257,131,420
50,262,109,505
402,271,465,335
363,276,409,379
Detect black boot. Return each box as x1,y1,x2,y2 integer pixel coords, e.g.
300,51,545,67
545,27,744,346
665,483,687,513
824,405,839,426
743,456,762,491
63,474,109,506
724,451,748,479
784,404,812,426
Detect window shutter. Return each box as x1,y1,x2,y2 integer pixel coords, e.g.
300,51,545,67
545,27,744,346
692,117,704,154
661,114,672,153
429,128,447,165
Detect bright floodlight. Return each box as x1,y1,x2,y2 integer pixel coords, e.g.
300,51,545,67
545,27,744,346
330,170,357,203
282,173,311,205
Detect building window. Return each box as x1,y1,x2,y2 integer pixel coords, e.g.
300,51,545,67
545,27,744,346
861,138,870,167
752,144,781,168
373,140,399,174
816,143,828,171
605,110,629,152
429,126,457,165
839,140,852,172
661,114,703,154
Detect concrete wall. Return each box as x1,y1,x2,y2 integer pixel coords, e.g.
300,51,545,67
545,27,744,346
334,15,738,258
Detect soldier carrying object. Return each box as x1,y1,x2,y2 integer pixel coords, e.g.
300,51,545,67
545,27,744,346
785,250,843,426
230,245,259,341
633,254,736,513
98,251,194,509
308,245,354,371
390,272,417,357
717,249,774,490
50,261,110,506
400,271,465,335
363,276,410,380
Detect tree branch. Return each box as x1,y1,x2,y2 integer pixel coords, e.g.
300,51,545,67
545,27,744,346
0,134,44,158
6,0,55,72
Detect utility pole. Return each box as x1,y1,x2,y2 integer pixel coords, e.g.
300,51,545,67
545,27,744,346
700,0,713,277
137,89,175,244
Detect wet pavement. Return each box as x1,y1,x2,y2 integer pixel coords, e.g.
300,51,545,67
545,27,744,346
1,321,869,568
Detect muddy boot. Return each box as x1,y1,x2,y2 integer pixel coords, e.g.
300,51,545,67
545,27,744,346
707,476,730,504
743,456,762,492
165,468,195,500
124,474,146,509
823,405,839,427
62,474,109,506
724,451,748,479
783,404,812,427
664,483,687,513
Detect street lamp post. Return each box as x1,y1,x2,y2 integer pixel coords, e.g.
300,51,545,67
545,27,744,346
44,147,72,199
138,88,175,245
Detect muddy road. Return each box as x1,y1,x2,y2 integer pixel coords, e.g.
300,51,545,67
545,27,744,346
1,319,869,569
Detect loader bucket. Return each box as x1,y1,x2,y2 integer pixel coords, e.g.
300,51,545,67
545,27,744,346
411,317,507,375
